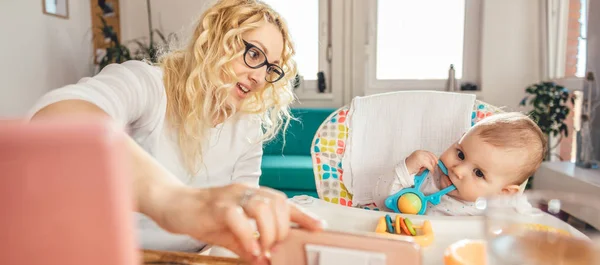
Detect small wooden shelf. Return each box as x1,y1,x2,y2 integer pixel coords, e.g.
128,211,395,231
142,249,246,265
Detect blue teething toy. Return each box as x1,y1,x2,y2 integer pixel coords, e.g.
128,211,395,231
385,214,395,233
384,160,456,215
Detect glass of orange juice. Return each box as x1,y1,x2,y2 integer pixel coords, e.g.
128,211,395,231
482,190,600,265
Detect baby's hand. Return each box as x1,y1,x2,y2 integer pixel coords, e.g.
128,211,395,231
405,150,438,175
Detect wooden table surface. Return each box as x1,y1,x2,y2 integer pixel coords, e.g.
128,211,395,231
142,249,246,265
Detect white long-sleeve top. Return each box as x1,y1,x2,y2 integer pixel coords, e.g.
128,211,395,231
27,60,264,252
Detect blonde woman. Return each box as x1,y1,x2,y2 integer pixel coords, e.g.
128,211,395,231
27,0,323,263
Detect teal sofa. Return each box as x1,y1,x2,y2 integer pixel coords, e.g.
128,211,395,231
259,108,337,198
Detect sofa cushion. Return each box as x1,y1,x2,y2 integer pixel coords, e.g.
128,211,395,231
259,155,316,192
283,190,319,198
263,108,336,156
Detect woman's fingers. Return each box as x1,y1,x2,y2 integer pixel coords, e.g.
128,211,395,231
215,184,324,264
273,194,290,242
212,232,270,265
244,195,277,254
223,205,261,258
289,203,325,231
213,233,251,261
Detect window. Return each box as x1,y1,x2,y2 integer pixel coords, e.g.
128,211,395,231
366,0,481,90
262,0,330,93
376,0,465,80
547,0,588,80
561,0,589,162
564,0,588,78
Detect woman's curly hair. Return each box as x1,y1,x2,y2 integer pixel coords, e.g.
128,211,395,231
159,0,297,175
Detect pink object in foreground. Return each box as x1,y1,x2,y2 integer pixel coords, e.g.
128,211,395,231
0,118,138,265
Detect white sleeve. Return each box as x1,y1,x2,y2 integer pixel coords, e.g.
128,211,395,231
231,141,263,187
231,117,263,187
27,61,164,128
372,158,416,210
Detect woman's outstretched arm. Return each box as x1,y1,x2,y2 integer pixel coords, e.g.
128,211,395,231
30,99,325,264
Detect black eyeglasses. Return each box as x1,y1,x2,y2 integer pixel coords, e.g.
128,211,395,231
243,40,285,83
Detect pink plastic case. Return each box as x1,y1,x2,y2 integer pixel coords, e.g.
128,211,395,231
0,118,138,265
271,227,422,265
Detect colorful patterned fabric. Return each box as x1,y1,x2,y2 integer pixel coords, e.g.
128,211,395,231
471,101,504,126
310,100,503,208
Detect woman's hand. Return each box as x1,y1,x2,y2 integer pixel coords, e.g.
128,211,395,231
157,183,325,265
405,150,438,175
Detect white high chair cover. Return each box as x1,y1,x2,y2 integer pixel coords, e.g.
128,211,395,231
341,91,476,205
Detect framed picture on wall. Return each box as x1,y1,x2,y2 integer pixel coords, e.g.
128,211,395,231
43,0,69,19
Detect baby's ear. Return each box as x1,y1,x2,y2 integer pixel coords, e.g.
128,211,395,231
501,184,521,195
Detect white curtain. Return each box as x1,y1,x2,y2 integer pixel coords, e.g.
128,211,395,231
538,0,570,161
542,0,570,80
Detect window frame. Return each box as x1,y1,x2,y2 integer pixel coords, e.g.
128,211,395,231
364,0,483,92
292,0,333,97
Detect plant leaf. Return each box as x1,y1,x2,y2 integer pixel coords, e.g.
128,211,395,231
154,29,167,43
520,97,528,106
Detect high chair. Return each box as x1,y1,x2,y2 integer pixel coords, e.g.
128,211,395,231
309,91,526,210
209,91,584,265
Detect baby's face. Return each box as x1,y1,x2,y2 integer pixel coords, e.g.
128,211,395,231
438,130,526,202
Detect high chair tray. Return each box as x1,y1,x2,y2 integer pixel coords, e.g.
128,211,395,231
209,196,587,265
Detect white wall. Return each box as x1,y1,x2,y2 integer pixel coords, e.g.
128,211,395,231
0,0,95,117
479,0,542,111
120,0,212,49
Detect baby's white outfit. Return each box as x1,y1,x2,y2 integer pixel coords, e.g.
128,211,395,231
372,158,535,216
372,158,482,216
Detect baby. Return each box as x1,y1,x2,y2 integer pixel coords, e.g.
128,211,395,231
372,112,547,215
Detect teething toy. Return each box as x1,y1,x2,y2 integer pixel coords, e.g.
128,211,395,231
385,160,456,215
404,218,416,236
385,214,395,233
375,214,434,247
394,215,402,234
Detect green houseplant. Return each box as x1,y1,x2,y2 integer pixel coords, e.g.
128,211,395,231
96,0,176,70
130,29,175,63
520,81,576,161
97,15,132,71
129,0,177,63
